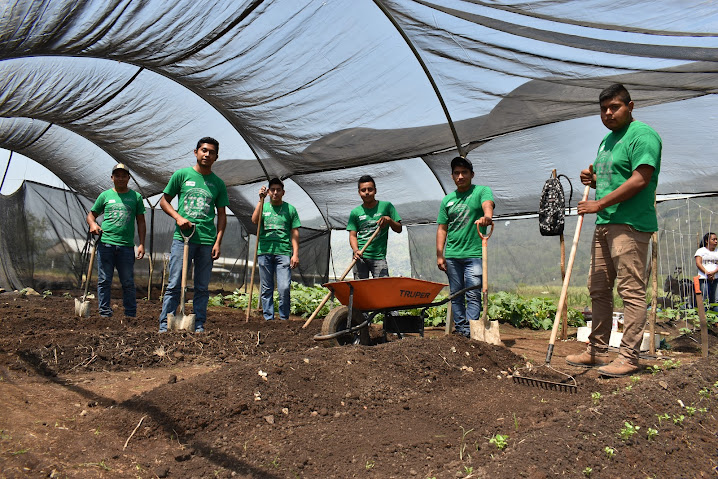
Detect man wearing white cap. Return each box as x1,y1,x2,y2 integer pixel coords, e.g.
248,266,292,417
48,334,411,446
87,163,146,318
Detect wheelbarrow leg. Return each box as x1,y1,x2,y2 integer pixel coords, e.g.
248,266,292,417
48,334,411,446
346,283,354,333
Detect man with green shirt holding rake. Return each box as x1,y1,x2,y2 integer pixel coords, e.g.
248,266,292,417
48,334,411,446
252,178,301,321
347,175,402,279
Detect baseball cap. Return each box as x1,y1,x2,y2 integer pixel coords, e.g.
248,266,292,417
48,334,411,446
450,156,473,172
112,163,130,174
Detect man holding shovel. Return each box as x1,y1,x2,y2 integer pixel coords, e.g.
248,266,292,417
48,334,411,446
158,137,228,333
347,175,402,279
436,157,494,338
565,84,661,377
251,178,300,321
86,163,146,318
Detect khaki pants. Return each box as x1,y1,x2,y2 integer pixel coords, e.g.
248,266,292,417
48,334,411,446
588,224,652,362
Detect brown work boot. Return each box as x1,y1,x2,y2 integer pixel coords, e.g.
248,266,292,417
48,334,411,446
597,357,639,378
565,347,609,368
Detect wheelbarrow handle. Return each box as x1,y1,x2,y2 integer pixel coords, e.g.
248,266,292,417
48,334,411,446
431,283,484,307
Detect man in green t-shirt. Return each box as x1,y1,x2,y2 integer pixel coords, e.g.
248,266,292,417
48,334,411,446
436,157,495,338
251,178,300,320
87,163,146,318
566,84,662,377
347,175,402,279
158,137,229,332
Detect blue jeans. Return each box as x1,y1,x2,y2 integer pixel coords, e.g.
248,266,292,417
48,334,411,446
700,278,718,312
258,254,291,320
445,257,483,336
159,239,213,332
353,258,389,279
97,242,136,317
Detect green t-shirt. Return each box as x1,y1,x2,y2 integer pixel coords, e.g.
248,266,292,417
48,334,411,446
346,201,401,260
91,189,145,247
163,167,229,245
437,184,494,258
257,202,301,256
594,121,661,232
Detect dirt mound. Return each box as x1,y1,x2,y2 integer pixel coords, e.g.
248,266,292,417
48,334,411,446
1,294,716,478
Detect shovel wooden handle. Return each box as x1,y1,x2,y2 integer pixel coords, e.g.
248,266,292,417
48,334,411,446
302,224,383,328
477,223,494,324
177,225,195,317
693,276,709,358
81,232,101,302
546,185,590,364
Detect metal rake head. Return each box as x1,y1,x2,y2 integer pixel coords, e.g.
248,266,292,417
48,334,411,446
512,364,578,393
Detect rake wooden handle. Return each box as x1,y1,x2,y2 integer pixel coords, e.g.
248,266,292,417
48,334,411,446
246,199,264,322
302,225,382,329
546,185,590,364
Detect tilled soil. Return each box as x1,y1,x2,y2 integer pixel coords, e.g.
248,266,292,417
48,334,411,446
1,293,717,478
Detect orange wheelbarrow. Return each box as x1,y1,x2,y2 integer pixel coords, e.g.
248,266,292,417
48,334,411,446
313,277,481,347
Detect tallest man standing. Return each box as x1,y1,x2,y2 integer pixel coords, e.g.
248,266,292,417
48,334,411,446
566,84,661,377
158,137,229,333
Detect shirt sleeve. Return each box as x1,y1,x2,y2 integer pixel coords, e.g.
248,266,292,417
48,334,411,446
215,180,230,208
135,192,146,215
291,205,301,229
387,202,401,222
437,197,449,225
630,128,662,170
163,170,182,197
91,192,106,215
346,209,358,231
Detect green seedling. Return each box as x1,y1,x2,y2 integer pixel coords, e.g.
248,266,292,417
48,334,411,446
11,448,29,455
648,365,661,375
699,387,711,399
459,426,474,460
678,327,692,336
583,466,593,477
489,434,509,450
624,384,633,392
80,461,111,471
656,413,670,425
646,428,658,440
630,375,641,384
604,446,615,459
513,413,519,431
619,422,640,441
463,466,474,475
365,460,375,470
684,406,696,417
672,414,685,425
662,359,681,370
591,392,602,405
62,292,72,298
42,290,52,298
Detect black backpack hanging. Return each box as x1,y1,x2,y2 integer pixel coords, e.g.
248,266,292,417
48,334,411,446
538,173,573,236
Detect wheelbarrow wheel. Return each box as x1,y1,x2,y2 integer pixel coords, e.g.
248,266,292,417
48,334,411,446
320,305,370,347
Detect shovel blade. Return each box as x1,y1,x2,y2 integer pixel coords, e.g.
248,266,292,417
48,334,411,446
167,312,178,331
469,319,503,346
75,298,90,317
179,314,196,332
